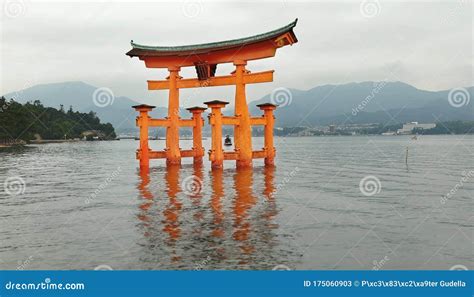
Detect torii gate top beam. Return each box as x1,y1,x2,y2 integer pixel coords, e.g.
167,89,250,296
126,19,298,72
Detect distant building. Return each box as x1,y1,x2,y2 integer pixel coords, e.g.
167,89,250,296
81,130,106,140
329,125,336,133
397,122,436,135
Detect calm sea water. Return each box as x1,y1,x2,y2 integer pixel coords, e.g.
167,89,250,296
0,136,472,270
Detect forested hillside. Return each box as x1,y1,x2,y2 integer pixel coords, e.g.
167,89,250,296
0,97,116,141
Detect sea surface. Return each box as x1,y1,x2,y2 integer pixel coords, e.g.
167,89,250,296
0,135,472,270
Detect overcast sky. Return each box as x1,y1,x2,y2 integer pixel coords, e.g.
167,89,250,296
0,0,472,106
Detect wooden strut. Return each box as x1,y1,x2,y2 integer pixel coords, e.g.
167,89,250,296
147,70,274,90
204,99,278,170
128,19,298,169
133,63,278,169
133,103,206,168
133,99,277,169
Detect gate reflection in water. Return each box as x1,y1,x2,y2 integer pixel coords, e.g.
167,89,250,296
136,165,295,270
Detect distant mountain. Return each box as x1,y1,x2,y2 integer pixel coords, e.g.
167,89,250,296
4,81,473,133
250,82,473,126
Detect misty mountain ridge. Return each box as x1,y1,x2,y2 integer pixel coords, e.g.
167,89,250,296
251,81,473,126
3,81,473,133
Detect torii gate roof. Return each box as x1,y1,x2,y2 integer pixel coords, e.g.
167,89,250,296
126,19,298,68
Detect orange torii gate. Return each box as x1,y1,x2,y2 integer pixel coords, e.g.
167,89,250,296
127,19,298,169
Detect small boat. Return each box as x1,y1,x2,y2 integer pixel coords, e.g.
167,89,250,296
224,135,232,146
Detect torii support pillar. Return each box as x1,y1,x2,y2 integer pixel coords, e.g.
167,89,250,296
186,106,207,165
166,66,182,166
257,103,277,166
205,100,229,169
133,104,155,170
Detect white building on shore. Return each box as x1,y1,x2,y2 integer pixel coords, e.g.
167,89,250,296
397,122,436,135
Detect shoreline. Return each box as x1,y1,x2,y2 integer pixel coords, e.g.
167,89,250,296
0,139,117,148
29,139,118,144
1,134,471,149
29,139,81,144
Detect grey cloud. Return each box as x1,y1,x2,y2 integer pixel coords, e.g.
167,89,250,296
0,1,472,107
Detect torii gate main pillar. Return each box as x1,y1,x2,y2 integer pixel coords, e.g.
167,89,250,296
233,60,253,168
166,66,182,165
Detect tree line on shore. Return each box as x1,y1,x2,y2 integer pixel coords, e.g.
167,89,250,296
0,97,116,141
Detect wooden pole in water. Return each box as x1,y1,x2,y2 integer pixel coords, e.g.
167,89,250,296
405,146,409,165
133,104,155,170
257,103,278,166
205,100,229,169
187,106,206,165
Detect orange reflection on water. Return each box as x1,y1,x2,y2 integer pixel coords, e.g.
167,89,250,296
137,168,152,224
210,169,225,238
163,164,182,244
263,166,276,201
232,168,256,256
136,164,277,269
